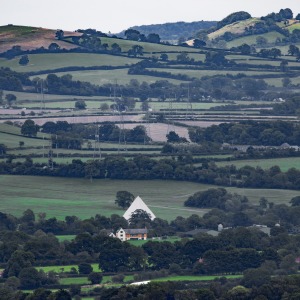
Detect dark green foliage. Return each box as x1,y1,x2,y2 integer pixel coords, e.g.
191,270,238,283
5,93,16,105
166,131,187,143
19,55,29,65
88,272,103,284
74,99,86,109
125,21,216,41
21,119,39,137
78,262,93,274
0,143,7,155
185,188,248,210
290,196,300,206
115,191,134,209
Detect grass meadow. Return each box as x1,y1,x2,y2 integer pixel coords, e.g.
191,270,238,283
0,175,299,221
37,263,101,273
217,157,300,172
0,53,141,72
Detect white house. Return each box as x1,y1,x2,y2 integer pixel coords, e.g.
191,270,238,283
116,228,148,241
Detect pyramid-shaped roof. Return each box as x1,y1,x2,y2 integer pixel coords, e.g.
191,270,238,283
123,196,156,221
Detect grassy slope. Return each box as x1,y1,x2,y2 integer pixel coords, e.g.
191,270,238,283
208,18,261,40
0,53,141,72
0,175,299,221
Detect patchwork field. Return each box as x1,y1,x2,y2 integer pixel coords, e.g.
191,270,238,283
0,176,298,221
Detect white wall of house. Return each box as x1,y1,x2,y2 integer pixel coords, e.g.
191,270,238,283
116,228,126,242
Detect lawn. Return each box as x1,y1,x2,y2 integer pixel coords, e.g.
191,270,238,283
0,175,298,221
217,157,300,172
55,235,76,242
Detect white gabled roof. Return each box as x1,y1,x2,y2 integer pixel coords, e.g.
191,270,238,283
123,196,156,221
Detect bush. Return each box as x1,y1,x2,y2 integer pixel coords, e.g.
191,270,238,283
111,274,125,283
78,263,93,275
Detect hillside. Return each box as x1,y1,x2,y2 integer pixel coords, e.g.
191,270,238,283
119,20,217,42
0,25,81,52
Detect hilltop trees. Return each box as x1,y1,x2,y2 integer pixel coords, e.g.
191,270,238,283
217,11,252,29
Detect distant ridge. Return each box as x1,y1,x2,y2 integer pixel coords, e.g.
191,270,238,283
118,20,217,42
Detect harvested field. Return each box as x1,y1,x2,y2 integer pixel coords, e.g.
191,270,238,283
121,122,190,142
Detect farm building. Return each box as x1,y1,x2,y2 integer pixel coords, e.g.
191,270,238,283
123,196,156,221
116,228,148,241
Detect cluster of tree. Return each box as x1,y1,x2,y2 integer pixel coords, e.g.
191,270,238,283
2,207,300,278
261,8,294,22
80,277,300,300
188,120,300,146
257,48,282,58
0,91,17,106
0,67,30,91
98,123,150,143
39,120,150,145
76,28,108,37
1,152,300,190
288,44,300,61
184,188,248,210
124,29,161,44
271,95,300,115
124,21,216,41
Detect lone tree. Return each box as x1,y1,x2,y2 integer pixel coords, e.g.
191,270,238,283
75,100,86,110
19,55,29,65
5,94,17,106
115,191,134,209
129,209,152,226
21,120,39,137
88,272,103,284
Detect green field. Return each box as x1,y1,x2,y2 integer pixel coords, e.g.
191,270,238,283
217,157,300,172
59,275,134,285
37,263,101,273
0,175,299,221
226,31,285,48
0,53,141,72
55,235,76,242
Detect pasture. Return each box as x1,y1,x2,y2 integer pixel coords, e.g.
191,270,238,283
148,68,282,79
34,68,184,85
0,53,141,72
37,263,101,273
217,157,300,172
0,175,299,221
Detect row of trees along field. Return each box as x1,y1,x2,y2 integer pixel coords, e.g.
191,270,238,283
1,154,300,190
